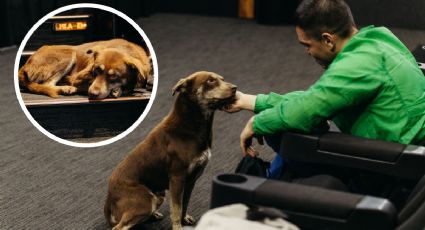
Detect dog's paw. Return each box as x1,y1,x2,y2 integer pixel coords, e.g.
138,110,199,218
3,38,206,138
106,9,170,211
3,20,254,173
47,91,60,98
172,224,183,230
110,87,122,98
182,214,196,226
69,77,81,86
60,86,77,95
151,211,164,220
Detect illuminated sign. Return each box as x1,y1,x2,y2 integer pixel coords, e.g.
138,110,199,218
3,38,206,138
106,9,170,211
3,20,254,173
54,21,87,31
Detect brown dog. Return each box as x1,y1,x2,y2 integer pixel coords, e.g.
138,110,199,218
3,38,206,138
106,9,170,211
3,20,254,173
18,39,152,99
104,71,237,230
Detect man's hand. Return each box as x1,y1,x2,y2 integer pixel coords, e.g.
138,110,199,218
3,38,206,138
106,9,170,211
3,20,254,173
240,116,264,157
222,91,256,113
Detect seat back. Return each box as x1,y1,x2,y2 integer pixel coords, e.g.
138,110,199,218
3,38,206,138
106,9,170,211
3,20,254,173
397,174,425,229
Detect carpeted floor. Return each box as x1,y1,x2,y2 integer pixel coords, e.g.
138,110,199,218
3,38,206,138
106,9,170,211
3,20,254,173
1,13,425,230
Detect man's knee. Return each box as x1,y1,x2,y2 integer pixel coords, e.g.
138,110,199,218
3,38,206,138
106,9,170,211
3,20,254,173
264,134,282,153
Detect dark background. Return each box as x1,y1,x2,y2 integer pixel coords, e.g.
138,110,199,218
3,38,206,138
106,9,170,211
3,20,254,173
2,0,425,48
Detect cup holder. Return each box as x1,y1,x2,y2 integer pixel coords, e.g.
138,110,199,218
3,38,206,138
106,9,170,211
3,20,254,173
217,174,247,183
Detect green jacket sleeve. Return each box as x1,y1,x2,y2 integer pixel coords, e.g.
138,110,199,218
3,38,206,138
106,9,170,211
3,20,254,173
254,91,304,114
253,51,383,135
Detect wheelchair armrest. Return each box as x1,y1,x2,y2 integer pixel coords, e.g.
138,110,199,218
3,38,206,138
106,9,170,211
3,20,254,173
211,174,397,230
280,132,425,180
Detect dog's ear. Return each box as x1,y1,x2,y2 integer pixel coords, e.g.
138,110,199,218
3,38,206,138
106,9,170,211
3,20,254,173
172,78,186,95
171,78,192,96
86,45,106,59
124,56,151,89
86,50,99,59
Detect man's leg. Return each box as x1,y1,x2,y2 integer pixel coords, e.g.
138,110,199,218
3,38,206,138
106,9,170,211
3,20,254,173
264,134,284,179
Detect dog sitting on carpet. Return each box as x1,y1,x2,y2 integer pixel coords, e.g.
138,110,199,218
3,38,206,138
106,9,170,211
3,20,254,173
104,71,237,230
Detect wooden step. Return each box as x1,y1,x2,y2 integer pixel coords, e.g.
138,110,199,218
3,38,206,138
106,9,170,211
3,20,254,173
22,93,151,142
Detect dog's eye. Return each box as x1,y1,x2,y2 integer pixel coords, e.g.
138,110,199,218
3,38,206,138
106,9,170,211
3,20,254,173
93,66,103,75
109,74,120,82
207,77,216,84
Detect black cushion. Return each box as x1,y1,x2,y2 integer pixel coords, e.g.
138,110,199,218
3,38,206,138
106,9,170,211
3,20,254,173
292,174,348,192
398,175,425,224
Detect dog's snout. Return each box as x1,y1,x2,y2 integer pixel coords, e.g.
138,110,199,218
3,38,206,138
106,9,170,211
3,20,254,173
229,84,237,93
89,88,100,99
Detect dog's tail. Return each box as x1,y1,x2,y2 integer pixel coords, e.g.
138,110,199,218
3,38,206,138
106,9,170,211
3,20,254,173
18,67,57,97
104,192,115,227
18,69,60,98
18,67,28,88
18,51,77,98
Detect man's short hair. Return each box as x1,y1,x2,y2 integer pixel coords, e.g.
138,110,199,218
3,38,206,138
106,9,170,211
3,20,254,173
295,0,356,40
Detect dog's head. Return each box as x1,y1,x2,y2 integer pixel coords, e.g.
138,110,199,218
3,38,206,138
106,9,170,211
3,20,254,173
86,48,151,99
172,71,237,110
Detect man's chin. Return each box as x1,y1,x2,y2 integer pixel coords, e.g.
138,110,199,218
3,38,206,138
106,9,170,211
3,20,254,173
315,59,330,69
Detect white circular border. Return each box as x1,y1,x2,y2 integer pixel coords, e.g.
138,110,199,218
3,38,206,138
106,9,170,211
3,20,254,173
14,3,159,148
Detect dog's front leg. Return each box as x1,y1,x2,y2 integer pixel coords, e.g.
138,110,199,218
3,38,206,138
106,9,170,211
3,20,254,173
181,167,205,226
181,179,196,226
68,63,94,87
169,174,185,230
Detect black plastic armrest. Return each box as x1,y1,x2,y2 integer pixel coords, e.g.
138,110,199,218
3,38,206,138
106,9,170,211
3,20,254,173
211,174,397,230
279,132,425,180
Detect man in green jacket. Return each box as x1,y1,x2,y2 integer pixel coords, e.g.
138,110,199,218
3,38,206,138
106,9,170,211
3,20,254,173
225,0,425,179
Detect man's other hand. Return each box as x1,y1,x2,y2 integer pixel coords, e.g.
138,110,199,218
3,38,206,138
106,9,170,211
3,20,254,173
240,116,264,157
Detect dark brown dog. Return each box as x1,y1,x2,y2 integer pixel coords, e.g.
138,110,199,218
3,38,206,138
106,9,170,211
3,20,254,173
18,39,152,99
104,71,237,230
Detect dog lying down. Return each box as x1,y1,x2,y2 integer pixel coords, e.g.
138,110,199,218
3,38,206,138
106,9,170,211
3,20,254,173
18,38,152,99
105,71,237,230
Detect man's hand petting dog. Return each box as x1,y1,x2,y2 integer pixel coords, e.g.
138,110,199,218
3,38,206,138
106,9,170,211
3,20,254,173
221,91,256,112
104,71,237,230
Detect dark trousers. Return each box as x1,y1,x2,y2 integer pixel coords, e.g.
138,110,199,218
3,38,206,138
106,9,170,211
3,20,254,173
264,134,348,191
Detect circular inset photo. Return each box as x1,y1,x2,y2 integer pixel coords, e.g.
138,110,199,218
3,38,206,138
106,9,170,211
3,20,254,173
14,4,158,147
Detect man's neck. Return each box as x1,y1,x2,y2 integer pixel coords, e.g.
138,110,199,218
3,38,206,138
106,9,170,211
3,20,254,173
335,27,358,53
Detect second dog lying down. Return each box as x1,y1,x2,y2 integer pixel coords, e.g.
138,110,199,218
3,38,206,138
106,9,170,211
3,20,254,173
104,71,237,230
18,38,152,99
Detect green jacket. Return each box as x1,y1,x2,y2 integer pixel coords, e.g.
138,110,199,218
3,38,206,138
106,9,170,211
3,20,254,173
253,26,425,145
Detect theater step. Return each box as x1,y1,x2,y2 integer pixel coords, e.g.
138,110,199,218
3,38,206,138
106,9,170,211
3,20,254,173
22,93,151,142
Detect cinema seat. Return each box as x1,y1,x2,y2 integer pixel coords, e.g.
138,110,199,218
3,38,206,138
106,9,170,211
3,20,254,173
210,132,425,229
279,132,425,181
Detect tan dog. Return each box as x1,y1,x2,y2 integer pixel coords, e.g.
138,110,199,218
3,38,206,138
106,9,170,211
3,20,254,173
18,39,152,99
104,71,237,230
